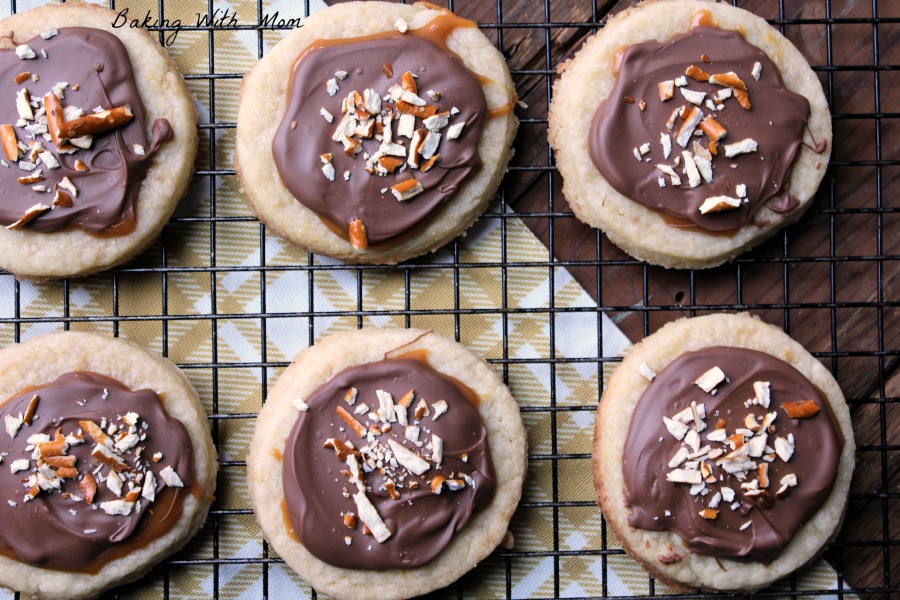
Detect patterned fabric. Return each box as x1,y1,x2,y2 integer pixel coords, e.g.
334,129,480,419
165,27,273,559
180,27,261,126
0,0,851,597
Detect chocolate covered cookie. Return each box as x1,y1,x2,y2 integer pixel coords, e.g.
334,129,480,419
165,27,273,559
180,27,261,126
236,1,518,264
247,328,526,599
0,331,217,599
0,3,197,280
594,313,854,591
549,0,831,269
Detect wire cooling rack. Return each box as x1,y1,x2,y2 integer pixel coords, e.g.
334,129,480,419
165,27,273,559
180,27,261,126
0,0,897,598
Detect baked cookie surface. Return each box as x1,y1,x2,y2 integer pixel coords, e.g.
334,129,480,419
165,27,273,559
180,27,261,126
0,3,197,280
549,0,831,269
0,331,217,599
247,328,526,599
594,313,854,591
236,1,518,264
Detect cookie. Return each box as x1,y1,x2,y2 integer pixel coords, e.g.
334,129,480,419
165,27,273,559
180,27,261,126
0,331,217,599
0,3,197,280
236,2,518,264
247,328,526,599
549,0,831,269
594,313,854,591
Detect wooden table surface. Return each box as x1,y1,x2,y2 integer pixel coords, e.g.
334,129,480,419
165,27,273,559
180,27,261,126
329,0,899,595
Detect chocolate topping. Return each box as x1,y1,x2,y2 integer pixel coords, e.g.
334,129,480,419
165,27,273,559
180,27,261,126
0,28,173,235
283,358,495,569
0,372,196,572
623,347,843,562
589,27,810,231
273,31,486,245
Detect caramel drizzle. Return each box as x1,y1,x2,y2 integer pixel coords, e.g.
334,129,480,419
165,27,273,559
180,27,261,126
386,348,482,408
615,10,718,77
488,99,518,119
613,46,628,77
659,212,738,237
689,9,717,29
281,497,300,542
410,9,517,103
382,331,434,360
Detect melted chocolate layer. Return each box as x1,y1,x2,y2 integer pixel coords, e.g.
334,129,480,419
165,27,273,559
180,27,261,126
273,32,486,245
589,27,810,231
0,372,195,572
283,358,495,569
0,28,172,235
623,347,842,562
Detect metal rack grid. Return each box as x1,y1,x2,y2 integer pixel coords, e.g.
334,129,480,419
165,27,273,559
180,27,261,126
0,0,896,598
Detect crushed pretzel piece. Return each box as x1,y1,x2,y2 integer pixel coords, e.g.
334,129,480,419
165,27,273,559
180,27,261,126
733,88,751,110
676,106,703,148
0,124,19,160
91,444,127,472
699,115,727,142
709,72,747,90
390,178,424,202
58,106,133,140
387,439,430,475
667,469,702,485
694,366,726,393
22,395,39,425
5,203,50,230
79,472,97,504
781,399,820,419
353,490,391,542
336,405,367,437
16,88,33,121
658,80,675,101
348,219,368,250
680,88,706,106
17,168,44,185
699,195,741,214
686,65,711,82
431,399,448,420
159,466,184,487
99,499,134,516
723,138,758,158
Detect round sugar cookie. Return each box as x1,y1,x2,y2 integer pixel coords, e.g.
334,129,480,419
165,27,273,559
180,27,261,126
247,328,526,599
0,3,197,280
236,1,518,264
0,331,217,599
549,0,832,269
594,313,854,591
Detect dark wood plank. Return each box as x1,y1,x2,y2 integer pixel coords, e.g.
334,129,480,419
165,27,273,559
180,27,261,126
825,366,900,599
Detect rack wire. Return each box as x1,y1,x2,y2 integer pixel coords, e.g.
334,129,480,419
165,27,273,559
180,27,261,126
0,0,897,598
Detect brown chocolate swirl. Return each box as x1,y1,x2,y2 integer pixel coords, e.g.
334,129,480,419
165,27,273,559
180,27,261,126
589,27,810,231
283,358,495,569
0,372,196,573
622,347,843,562
0,28,172,235
272,31,486,245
